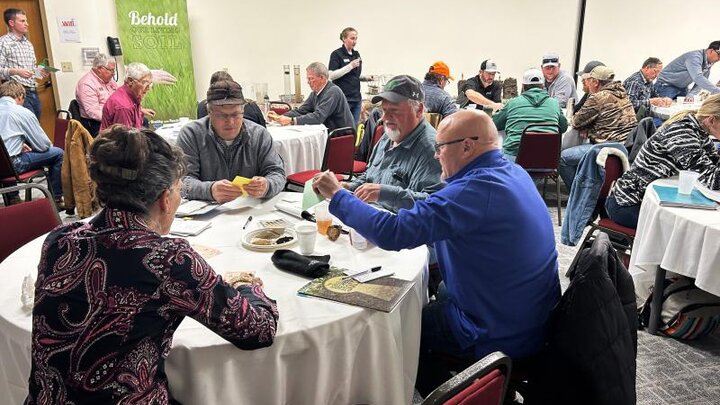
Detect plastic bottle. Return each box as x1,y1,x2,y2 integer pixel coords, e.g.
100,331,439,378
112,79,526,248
263,94,270,115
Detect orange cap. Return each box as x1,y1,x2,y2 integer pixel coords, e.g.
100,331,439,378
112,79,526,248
429,61,454,80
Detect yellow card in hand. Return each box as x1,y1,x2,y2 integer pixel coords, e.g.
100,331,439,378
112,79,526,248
232,176,252,197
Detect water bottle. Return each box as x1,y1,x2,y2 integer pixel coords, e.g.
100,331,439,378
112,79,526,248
21,274,35,310
263,94,270,115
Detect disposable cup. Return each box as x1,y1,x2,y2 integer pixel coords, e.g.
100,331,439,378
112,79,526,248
295,222,317,255
315,204,332,235
349,228,368,250
676,96,686,105
678,170,700,195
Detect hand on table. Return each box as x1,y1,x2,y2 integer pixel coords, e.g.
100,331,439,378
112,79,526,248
312,171,343,199
244,176,269,198
353,183,381,203
274,115,292,126
141,107,156,118
225,271,263,288
211,179,244,203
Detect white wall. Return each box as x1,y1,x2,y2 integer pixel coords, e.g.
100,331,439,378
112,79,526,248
40,0,720,113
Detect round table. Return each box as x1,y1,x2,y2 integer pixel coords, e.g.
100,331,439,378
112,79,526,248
629,178,720,332
0,192,428,405
155,122,328,175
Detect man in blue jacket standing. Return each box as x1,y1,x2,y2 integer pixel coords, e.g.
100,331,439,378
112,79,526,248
312,110,560,396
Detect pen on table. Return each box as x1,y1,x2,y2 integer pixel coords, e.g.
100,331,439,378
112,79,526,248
242,216,253,230
371,266,382,272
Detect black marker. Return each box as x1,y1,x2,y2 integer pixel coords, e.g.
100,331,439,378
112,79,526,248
371,266,382,272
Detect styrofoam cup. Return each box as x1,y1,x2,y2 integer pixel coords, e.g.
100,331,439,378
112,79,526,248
295,222,317,254
678,170,700,195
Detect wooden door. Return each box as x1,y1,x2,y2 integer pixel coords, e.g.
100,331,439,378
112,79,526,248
3,0,58,140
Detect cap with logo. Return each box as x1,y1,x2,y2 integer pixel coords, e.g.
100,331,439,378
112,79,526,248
429,61,454,80
371,75,425,104
577,60,605,78
522,68,544,85
207,80,247,106
480,59,499,73
588,66,615,81
541,52,560,67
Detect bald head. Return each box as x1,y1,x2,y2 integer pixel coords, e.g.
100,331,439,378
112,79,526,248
434,110,499,179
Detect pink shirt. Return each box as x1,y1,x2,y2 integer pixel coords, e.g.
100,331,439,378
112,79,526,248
100,85,143,130
75,70,118,121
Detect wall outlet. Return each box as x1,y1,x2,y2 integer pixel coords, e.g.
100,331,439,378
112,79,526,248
61,62,73,72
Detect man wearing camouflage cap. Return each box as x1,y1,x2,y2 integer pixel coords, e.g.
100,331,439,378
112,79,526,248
344,74,443,212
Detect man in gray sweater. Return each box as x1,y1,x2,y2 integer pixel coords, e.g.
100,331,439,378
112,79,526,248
177,80,286,202
655,41,720,100
269,62,356,132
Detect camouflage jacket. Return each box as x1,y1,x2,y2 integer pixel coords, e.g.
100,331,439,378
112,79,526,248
571,81,637,143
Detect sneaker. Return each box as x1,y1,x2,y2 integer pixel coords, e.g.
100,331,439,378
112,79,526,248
54,197,66,211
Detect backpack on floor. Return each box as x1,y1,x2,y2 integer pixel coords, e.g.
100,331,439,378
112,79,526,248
639,277,720,340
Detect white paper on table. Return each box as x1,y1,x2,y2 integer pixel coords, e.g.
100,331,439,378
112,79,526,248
695,182,720,203
176,200,218,217
221,196,261,210
170,219,212,236
274,200,303,218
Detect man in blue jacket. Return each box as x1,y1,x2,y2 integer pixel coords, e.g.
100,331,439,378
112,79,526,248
312,110,560,396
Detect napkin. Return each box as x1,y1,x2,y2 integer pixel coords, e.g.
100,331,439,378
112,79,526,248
271,249,330,278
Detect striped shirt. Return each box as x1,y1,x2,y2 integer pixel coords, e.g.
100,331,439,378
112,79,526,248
0,32,37,89
613,114,720,206
623,70,658,112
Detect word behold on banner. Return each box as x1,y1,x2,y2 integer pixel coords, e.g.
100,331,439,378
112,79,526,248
128,11,178,26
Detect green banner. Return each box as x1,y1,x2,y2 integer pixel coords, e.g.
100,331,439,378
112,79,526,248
115,0,196,120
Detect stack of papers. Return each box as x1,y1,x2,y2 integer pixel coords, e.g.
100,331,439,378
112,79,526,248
170,219,212,236
653,185,718,210
176,200,217,217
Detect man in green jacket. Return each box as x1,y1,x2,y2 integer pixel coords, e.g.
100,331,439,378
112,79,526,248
493,68,568,161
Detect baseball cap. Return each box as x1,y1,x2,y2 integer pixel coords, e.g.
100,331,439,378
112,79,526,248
429,61,454,80
588,66,615,81
541,52,560,67
576,60,605,78
207,80,247,106
371,75,425,104
480,59,499,73
522,68,544,85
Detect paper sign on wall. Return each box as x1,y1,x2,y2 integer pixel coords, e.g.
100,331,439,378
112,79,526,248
57,17,80,43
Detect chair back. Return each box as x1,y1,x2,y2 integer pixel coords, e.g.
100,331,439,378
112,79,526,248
515,122,561,173
422,351,512,405
425,112,442,129
54,110,71,150
322,127,356,175
0,184,61,263
270,101,292,115
68,99,82,120
372,122,385,149
0,140,21,182
597,153,625,219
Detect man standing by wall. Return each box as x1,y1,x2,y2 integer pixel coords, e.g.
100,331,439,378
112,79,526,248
0,8,49,119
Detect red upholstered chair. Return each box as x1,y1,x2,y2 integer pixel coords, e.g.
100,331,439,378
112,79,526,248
269,101,292,115
515,122,562,226
568,153,635,273
421,351,512,405
54,109,71,150
353,121,386,175
285,127,356,190
0,137,49,204
0,184,61,263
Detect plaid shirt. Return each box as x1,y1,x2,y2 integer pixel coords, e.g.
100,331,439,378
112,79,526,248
623,70,658,112
0,32,37,88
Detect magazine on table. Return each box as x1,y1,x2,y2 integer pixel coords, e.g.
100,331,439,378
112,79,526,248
653,185,718,210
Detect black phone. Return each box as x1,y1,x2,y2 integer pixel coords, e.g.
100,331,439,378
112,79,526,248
107,37,123,56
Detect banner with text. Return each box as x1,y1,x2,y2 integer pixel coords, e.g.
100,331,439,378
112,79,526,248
115,0,196,120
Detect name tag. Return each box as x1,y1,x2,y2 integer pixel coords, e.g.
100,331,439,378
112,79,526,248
343,59,350,63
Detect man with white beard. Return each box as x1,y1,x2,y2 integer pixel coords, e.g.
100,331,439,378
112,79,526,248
343,75,443,212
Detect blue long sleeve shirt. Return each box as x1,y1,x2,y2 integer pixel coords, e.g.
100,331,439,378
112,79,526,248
0,96,51,156
656,49,720,95
330,149,560,359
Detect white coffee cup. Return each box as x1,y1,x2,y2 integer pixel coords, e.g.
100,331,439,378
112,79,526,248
295,222,317,254
678,170,700,195
349,228,367,250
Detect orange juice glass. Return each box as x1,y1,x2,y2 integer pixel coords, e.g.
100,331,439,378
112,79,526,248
316,218,332,235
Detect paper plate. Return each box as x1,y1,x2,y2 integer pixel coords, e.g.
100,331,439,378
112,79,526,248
241,228,297,252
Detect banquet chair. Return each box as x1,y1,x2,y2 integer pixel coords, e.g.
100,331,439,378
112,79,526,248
285,127,356,191
424,112,442,129
269,102,292,115
54,109,71,150
567,153,635,274
515,122,562,226
421,351,512,405
0,139,49,205
0,184,61,263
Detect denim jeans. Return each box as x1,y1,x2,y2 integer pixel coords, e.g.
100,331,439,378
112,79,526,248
605,194,640,228
654,82,687,100
415,283,476,396
10,147,64,200
348,99,361,126
23,89,41,119
559,143,594,191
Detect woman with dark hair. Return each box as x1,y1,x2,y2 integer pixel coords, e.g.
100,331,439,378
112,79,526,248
607,93,720,228
26,126,278,404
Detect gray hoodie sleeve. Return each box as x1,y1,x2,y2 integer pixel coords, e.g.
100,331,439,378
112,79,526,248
177,123,215,201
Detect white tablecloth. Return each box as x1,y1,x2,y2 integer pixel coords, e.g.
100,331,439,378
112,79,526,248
651,102,702,120
155,122,328,175
0,192,428,405
629,178,720,299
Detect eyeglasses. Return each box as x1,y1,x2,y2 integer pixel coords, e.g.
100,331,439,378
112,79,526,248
714,49,720,57
434,136,479,153
134,79,153,88
100,65,116,73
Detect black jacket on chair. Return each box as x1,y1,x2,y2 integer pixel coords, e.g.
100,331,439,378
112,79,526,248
528,232,637,405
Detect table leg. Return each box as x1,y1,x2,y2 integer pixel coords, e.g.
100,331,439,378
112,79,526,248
648,267,667,335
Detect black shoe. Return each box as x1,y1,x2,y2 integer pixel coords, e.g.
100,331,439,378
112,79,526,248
54,197,66,211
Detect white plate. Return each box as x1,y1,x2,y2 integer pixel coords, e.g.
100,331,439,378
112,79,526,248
241,228,297,252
